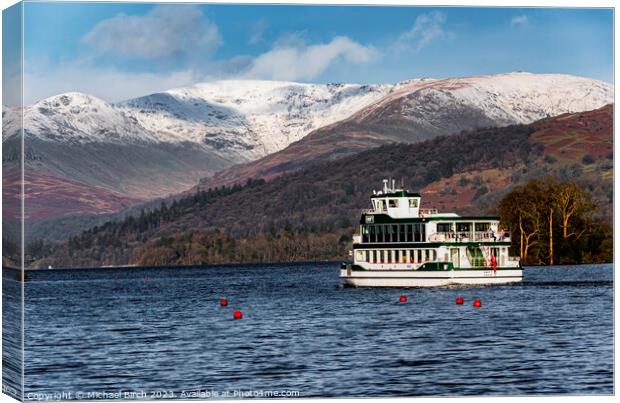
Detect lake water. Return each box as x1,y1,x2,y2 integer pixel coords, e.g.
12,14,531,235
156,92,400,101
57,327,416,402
2,263,614,399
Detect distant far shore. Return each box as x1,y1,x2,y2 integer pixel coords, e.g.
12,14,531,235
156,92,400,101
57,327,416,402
4,261,613,272
7,260,343,272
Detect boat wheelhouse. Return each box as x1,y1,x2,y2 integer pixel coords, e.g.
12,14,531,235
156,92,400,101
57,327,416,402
340,179,522,287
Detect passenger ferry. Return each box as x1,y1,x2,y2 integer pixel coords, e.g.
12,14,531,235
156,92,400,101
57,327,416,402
340,179,522,287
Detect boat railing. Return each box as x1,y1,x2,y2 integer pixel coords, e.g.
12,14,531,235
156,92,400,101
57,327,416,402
428,231,511,242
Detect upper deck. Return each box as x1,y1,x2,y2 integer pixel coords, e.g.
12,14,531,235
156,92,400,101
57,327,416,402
357,179,511,245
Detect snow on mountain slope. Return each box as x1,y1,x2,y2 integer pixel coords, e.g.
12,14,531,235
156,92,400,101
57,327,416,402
2,72,613,225
198,73,614,190
119,80,392,157
4,80,392,164
369,72,613,126
5,73,610,162
3,92,155,144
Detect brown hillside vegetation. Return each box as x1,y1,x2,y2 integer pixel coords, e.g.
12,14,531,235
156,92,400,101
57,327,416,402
32,105,612,268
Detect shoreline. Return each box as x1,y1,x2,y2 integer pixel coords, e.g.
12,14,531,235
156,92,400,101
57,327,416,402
7,259,345,272
3,261,614,272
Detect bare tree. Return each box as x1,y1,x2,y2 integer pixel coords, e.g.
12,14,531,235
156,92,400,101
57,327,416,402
554,182,595,240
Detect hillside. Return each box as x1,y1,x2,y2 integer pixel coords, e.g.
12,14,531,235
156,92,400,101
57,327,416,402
3,73,612,248
31,104,613,268
199,72,613,189
421,104,614,220
1,81,391,237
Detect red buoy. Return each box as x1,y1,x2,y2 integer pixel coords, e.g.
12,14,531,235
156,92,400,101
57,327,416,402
233,310,243,320
399,295,407,303
456,297,464,305
220,298,228,307
473,299,482,308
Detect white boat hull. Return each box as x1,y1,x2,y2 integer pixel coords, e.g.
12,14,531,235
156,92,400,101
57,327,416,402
340,267,523,287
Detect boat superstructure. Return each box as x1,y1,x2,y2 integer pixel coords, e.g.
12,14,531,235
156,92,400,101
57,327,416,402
340,179,522,287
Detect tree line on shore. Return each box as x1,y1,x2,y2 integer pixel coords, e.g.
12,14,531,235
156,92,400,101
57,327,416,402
11,120,611,268
497,177,611,265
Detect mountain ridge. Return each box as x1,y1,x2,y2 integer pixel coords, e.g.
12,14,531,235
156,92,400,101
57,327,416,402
197,72,613,189
31,104,612,268
2,72,613,238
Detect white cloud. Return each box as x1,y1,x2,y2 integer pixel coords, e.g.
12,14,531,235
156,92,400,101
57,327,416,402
396,11,449,51
23,14,377,104
21,35,377,104
82,5,221,61
511,15,529,26
24,64,198,104
242,36,378,81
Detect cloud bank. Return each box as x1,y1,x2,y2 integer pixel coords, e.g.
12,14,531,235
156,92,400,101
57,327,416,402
82,5,221,60
243,36,378,81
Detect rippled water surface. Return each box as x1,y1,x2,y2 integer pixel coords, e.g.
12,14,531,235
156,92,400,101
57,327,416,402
4,263,614,399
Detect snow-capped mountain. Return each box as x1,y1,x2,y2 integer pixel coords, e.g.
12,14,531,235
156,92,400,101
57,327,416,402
200,72,614,189
3,92,154,144
2,72,613,230
2,80,392,227
4,81,392,162
118,80,392,160
379,72,613,126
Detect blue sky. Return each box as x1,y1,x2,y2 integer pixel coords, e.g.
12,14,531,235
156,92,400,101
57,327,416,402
6,2,614,104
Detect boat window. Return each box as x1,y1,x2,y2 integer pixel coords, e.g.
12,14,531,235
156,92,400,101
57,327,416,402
391,225,398,242
437,223,453,232
409,198,418,208
395,250,400,263
456,223,471,232
398,224,406,242
406,224,413,242
414,224,424,242
369,225,376,243
377,225,384,243
389,199,399,208
475,223,490,232
381,200,387,211
379,250,385,263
